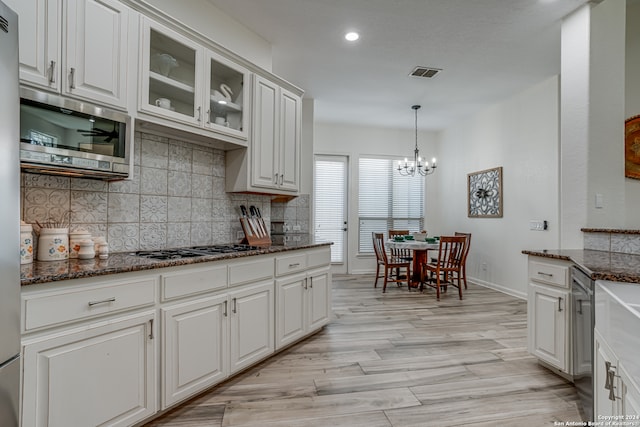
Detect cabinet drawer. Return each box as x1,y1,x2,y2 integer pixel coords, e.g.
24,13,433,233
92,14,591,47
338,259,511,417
23,278,156,331
275,253,307,276
307,247,331,269
529,260,570,288
161,264,228,301
228,256,274,286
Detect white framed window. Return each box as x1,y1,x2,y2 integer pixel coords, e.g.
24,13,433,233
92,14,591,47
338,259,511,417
358,156,424,253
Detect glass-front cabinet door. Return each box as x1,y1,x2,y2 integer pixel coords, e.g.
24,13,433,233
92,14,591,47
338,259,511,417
140,17,204,127
204,51,248,139
139,17,248,141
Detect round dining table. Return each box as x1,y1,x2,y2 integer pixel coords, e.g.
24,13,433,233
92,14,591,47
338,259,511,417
386,239,440,287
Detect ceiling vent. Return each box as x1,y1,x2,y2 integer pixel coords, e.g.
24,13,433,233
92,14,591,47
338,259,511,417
409,66,441,79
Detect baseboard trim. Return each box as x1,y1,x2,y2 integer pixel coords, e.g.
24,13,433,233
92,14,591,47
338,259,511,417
470,277,527,300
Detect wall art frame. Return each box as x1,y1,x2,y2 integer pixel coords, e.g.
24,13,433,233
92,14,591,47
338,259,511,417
467,166,503,218
625,115,640,180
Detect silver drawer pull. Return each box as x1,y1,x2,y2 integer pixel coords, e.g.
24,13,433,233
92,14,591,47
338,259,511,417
289,263,300,268
88,297,116,307
537,272,553,277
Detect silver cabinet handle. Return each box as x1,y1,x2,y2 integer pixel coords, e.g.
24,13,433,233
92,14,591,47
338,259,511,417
49,60,56,83
605,361,613,390
289,263,300,268
69,67,76,89
557,296,563,312
88,297,115,307
197,106,202,122
223,300,228,317
304,278,308,290
310,279,313,289
206,109,211,124
537,272,553,277
577,299,583,315
274,173,278,184
149,318,154,340
232,297,237,314
279,174,284,185
608,370,617,401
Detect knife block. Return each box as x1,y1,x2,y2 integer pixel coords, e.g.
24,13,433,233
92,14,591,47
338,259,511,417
240,218,271,246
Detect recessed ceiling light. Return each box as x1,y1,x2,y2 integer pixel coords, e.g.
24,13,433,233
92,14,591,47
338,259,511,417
345,31,359,42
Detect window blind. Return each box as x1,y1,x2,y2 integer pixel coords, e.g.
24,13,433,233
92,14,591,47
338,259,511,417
358,157,424,253
314,158,346,263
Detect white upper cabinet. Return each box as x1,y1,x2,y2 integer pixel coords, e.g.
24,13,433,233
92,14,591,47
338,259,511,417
251,75,301,192
9,0,130,109
139,17,249,141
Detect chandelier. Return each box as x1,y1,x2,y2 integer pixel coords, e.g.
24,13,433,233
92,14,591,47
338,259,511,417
396,105,437,177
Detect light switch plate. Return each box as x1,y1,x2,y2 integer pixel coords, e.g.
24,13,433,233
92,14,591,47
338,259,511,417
529,220,546,231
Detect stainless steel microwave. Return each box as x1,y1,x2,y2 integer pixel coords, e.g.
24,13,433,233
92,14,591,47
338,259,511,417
19,88,131,179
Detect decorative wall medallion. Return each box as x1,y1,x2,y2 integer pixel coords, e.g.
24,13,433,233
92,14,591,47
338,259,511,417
467,167,503,218
625,115,640,180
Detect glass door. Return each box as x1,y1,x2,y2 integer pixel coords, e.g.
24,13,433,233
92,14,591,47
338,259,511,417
204,51,248,139
140,18,203,126
314,155,348,274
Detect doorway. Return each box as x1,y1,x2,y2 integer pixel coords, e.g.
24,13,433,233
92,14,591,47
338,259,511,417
314,155,348,274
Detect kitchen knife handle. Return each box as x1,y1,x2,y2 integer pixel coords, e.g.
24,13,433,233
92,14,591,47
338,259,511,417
49,61,56,83
69,67,76,89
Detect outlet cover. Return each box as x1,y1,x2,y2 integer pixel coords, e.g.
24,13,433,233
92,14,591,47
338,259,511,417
529,220,545,231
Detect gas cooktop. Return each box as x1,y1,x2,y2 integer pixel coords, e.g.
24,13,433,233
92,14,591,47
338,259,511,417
134,245,260,260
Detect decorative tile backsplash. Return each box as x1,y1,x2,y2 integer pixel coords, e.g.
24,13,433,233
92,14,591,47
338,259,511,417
584,231,640,255
271,194,310,233
20,131,287,253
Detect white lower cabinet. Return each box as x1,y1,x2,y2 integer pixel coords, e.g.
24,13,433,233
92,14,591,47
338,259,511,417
21,311,156,427
276,267,331,349
21,246,331,425
526,256,571,373
527,282,569,371
228,280,275,373
594,328,618,418
161,294,228,409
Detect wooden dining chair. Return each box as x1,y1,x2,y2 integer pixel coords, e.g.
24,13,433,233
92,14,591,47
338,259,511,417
387,229,413,277
372,232,411,293
454,232,472,289
421,236,466,300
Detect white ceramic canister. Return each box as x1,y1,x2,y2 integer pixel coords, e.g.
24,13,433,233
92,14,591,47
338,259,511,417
78,240,96,259
37,228,69,261
20,222,34,264
93,236,107,255
69,230,92,258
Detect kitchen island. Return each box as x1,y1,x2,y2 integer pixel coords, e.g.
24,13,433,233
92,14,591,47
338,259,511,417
19,238,332,427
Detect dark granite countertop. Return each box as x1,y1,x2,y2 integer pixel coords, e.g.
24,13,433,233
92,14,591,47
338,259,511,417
522,249,640,283
21,237,332,286
581,228,640,234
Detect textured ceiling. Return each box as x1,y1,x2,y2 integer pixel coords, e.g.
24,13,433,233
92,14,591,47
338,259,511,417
208,0,592,130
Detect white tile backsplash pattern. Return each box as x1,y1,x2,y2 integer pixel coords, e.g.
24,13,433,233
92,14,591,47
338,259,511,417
20,131,276,252
584,231,640,255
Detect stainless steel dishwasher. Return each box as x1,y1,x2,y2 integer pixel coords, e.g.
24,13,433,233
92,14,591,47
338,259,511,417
571,265,595,422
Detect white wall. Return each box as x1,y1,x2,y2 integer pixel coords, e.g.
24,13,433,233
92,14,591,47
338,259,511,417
431,76,560,299
314,122,438,274
626,1,640,228
142,0,272,70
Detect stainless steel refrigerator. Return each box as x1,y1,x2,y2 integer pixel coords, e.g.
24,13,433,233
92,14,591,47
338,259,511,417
0,1,21,425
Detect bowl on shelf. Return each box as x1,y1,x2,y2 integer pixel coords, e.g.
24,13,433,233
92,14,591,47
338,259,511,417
151,53,179,77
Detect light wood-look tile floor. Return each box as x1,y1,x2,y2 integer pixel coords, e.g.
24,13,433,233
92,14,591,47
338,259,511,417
144,275,585,427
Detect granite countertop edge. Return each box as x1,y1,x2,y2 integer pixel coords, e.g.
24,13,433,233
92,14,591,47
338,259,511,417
581,228,640,234
522,249,640,284
21,241,332,287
